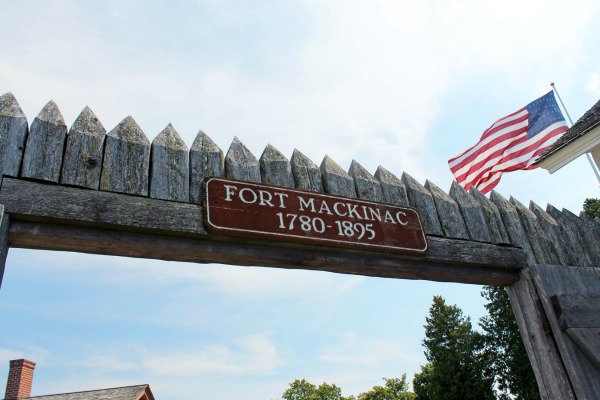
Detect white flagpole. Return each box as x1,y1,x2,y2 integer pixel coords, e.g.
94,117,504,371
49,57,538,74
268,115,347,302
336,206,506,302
550,82,600,185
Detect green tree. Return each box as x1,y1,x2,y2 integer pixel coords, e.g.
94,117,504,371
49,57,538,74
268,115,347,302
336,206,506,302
480,286,540,400
413,296,495,400
282,379,354,400
583,198,600,218
358,375,416,400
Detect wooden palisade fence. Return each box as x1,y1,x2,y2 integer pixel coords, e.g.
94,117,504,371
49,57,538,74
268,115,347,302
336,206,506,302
0,92,599,399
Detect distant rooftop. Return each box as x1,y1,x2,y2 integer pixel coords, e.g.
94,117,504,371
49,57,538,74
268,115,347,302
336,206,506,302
535,98,600,164
16,385,154,400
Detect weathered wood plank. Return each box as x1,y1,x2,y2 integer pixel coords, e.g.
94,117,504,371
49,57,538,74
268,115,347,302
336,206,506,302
0,204,9,289
0,93,29,178
552,294,600,329
546,205,594,267
290,149,323,192
469,187,510,245
320,156,356,198
575,211,600,263
225,137,260,183
530,202,574,266
374,166,408,207
532,264,600,399
20,100,67,183
490,191,536,265
259,144,294,188
150,124,189,202
60,106,106,190
507,271,576,400
189,130,224,204
425,180,468,239
401,173,443,236
100,116,150,196
0,178,204,236
349,160,384,202
448,182,491,243
0,177,527,285
509,197,550,264
8,221,522,286
565,328,600,370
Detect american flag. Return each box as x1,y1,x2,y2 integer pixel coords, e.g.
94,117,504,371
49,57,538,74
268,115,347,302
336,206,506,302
448,91,568,194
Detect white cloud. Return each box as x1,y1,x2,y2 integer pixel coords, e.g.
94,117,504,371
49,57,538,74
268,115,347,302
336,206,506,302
319,332,421,369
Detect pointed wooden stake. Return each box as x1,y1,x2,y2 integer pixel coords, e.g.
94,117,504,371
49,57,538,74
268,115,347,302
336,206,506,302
425,180,468,239
189,131,224,204
225,137,260,183
348,160,383,202
374,166,408,206
320,156,356,198
150,124,190,202
0,93,29,178
61,106,106,189
100,116,150,196
21,100,67,182
290,149,322,192
260,144,294,188
401,172,442,236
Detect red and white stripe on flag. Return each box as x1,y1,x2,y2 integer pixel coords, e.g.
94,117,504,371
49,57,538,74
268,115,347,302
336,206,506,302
448,94,568,195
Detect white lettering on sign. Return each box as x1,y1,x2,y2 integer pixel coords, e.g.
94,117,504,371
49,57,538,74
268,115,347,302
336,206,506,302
219,183,410,239
204,177,427,254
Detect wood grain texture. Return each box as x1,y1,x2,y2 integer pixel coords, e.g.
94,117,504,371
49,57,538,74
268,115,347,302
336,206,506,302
8,220,522,286
259,144,294,188
0,178,204,236
574,211,600,262
60,106,106,189
532,264,600,399
20,100,67,183
566,328,600,370
469,187,510,245
320,155,356,198
530,202,574,266
510,197,550,264
552,294,600,329
490,191,536,265
0,205,9,290
401,173,443,236
189,130,224,204
150,124,189,202
448,182,491,243
100,116,150,196
290,149,323,192
374,166,408,207
0,177,527,285
546,205,594,267
425,180,468,239
225,137,260,183
507,270,576,400
349,160,384,202
0,93,29,178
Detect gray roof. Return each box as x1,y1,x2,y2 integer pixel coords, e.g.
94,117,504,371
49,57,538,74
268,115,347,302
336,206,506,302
536,98,600,164
17,385,152,400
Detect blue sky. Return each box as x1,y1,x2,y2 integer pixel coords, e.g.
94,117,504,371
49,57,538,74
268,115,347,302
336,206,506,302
1,1,600,399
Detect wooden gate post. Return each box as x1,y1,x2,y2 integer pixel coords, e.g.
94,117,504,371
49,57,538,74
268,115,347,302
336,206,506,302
0,204,10,289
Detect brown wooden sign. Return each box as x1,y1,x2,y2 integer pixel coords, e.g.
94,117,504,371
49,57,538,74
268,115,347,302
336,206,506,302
203,177,427,255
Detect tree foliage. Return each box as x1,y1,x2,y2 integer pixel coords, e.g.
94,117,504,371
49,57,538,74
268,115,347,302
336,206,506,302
480,286,540,400
413,296,495,400
357,375,416,400
282,379,354,400
583,198,600,218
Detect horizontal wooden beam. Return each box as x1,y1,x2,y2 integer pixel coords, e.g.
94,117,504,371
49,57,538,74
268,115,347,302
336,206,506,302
0,178,526,285
8,220,521,285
